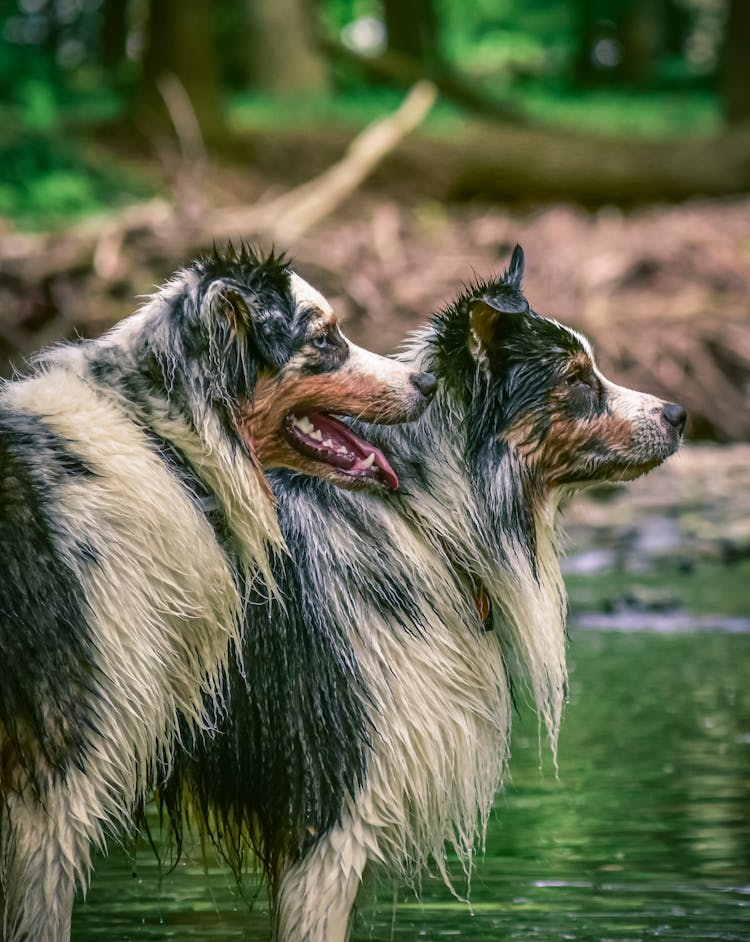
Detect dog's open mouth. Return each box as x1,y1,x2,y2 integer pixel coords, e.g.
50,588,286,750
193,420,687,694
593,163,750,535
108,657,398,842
283,413,398,490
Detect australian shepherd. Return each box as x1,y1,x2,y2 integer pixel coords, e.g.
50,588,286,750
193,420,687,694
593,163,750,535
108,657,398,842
166,245,687,941
0,246,436,941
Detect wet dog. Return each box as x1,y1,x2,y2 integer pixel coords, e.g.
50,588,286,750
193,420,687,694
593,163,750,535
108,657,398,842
166,245,686,941
0,246,435,941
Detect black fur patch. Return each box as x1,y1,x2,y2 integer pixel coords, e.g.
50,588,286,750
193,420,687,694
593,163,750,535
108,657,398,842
193,245,299,359
144,430,244,572
170,483,360,873
0,408,96,785
163,467,440,876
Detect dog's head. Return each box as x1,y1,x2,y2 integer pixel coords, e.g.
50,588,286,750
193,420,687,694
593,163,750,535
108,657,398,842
431,245,685,491
190,246,436,491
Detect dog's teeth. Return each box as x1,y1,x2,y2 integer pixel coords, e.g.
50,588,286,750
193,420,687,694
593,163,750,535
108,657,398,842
294,415,314,433
310,429,323,442
361,453,375,469
323,438,335,448
337,446,349,455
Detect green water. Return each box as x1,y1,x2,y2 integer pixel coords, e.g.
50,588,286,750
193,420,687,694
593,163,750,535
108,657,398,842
74,629,750,941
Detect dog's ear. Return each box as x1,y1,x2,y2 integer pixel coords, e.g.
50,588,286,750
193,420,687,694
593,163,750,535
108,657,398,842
506,244,525,289
211,282,292,369
469,293,527,367
469,246,529,365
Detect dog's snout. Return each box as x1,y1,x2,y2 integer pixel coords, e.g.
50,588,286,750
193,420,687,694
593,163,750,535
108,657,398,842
662,402,687,434
411,372,438,400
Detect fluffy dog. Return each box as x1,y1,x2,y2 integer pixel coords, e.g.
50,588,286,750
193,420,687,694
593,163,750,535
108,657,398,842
167,245,686,941
0,246,436,941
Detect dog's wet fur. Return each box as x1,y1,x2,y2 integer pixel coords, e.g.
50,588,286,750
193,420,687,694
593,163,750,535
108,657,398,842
163,245,686,942
0,246,434,941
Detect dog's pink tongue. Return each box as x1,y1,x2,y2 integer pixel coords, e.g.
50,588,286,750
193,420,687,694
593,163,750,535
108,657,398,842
350,443,399,491
307,413,399,491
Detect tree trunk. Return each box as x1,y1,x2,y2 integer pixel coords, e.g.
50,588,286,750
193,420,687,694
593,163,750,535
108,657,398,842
620,0,664,87
723,0,750,125
238,118,750,207
573,0,599,87
99,0,129,73
133,0,226,144
383,0,442,70
438,121,750,205
245,0,328,94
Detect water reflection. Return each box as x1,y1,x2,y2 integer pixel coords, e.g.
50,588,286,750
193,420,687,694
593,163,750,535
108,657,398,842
75,631,750,941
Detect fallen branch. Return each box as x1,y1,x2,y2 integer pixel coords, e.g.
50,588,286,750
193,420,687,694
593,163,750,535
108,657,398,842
0,82,437,283
157,73,208,173
207,80,436,242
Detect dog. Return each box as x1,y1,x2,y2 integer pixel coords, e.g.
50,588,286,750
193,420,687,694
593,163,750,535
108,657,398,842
166,245,687,941
0,245,436,942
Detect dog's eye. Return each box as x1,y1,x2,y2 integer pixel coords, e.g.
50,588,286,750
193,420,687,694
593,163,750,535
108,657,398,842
312,333,330,350
565,371,592,389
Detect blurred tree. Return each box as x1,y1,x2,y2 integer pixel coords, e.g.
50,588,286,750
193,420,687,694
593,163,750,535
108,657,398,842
383,0,442,70
574,0,668,89
245,0,328,94
573,0,601,86
133,0,227,143
620,0,665,86
99,0,129,73
723,0,750,124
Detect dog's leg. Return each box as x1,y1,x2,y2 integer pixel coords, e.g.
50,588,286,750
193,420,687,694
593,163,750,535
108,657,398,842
273,825,367,942
1,785,95,942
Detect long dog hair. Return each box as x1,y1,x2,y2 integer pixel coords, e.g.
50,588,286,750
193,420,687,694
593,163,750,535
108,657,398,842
0,246,435,942
167,245,687,941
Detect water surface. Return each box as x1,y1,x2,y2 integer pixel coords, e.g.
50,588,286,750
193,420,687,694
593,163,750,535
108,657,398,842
74,630,750,940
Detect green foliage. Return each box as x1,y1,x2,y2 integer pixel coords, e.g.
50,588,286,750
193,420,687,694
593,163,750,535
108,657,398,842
513,84,719,136
0,132,152,230
439,0,576,74
228,86,463,132
0,0,730,228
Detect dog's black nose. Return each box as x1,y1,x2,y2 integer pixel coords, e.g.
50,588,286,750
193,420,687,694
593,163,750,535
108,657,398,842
411,371,438,400
662,402,687,434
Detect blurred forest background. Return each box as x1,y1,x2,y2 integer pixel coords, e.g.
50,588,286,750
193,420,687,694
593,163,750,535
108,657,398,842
1,0,750,441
